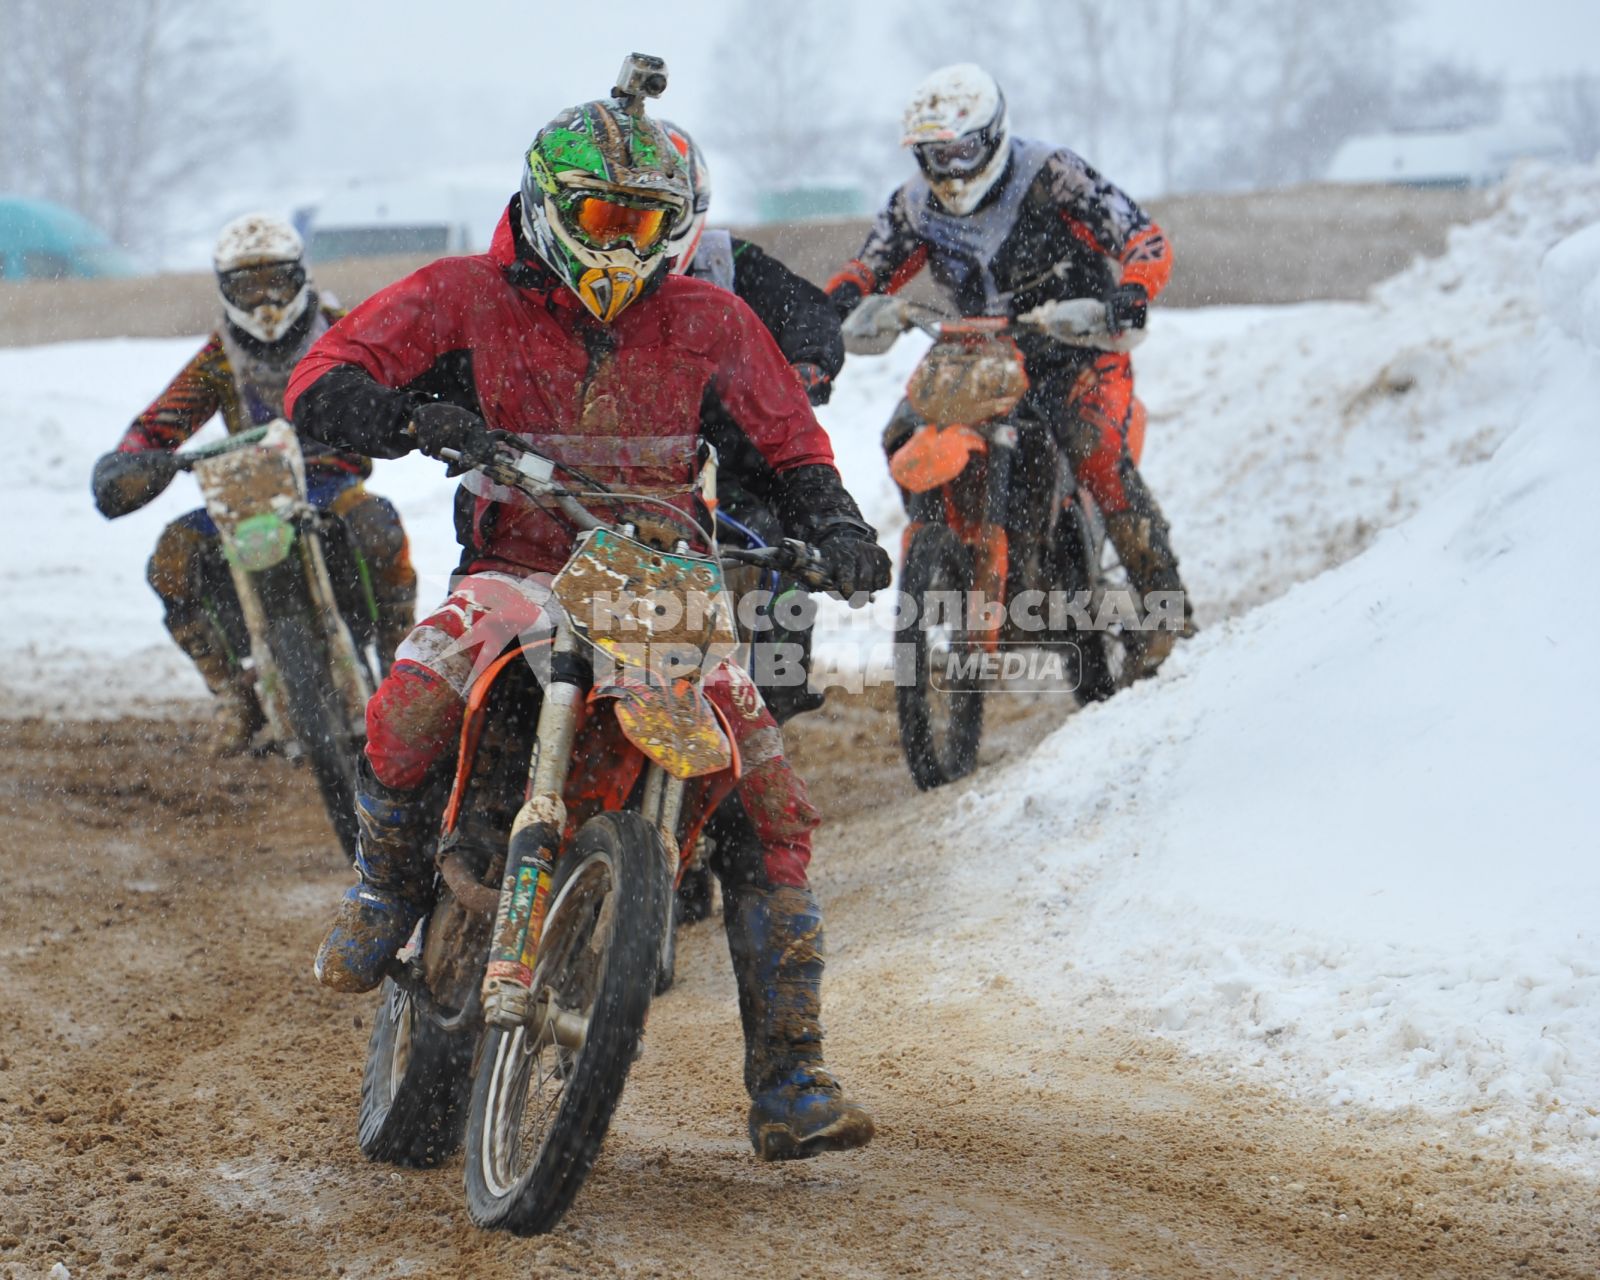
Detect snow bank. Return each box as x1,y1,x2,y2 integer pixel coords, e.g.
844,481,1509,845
942,173,1600,1162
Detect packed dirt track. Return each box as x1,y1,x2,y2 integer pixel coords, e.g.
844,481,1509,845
2,707,1595,1279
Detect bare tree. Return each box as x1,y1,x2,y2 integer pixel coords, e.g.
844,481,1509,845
0,0,292,255
703,0,867,197
1390,59,1505,131
1539,74,1600,163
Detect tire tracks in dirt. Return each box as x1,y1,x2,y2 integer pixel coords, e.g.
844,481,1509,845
1,713,1594,1278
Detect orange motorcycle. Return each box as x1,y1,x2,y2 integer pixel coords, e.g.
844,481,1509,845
850,304,1126,789
350,434,834,1233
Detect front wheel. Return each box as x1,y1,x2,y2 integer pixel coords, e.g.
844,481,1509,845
896,523,985,790
463,811,670,1234
267,610,362,861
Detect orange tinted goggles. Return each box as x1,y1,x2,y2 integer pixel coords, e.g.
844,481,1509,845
571,195,670,250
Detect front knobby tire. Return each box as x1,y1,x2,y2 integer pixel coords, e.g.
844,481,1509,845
1052,501,1120,704
897,523,985,790
358,976,476,1166
267,610,361,861
463,811,669,1234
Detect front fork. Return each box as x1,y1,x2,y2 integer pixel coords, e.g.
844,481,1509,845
479,627,687,1028
973,425,1016,652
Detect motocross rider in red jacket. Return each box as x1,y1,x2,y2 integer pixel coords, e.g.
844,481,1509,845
90,214,417,752
828,64,1194,678
286,87,887,1162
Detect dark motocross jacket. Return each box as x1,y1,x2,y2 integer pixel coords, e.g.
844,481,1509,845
828,140,1173,376
688,230,844,398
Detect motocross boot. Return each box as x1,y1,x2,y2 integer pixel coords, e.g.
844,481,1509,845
725,883,876,1161
165,611,262,755
314,759,437,993
1102,463,1195,682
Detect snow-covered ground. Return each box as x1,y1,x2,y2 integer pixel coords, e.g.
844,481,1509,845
3,163,1598,1167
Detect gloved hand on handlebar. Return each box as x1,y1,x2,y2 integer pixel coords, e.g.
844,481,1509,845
791,361,833,406
408,402,497,468
815,517,893,598
1020,296,1111,342
90,449,180,520
1020,289,1149,351
1105,282,1149,332
840,294,912,356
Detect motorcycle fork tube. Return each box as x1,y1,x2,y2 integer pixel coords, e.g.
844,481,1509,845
297,513,373,729
481,626,590,1027
975,427,1016,651
637,766,686,871
637,764,687,946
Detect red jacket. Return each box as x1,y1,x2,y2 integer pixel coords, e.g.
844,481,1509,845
286,204,838,574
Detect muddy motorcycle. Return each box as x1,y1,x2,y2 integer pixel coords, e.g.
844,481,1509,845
846,304,1128,790
176,419,378,856
353,434,835,1234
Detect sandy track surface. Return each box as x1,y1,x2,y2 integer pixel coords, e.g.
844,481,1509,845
1,709,1593,1279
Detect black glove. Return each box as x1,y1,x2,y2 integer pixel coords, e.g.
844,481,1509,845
1105,282,1149,332
773,463,891,599
827,279,865,320
409,402,495,465
816,517,892,597
791,361,833,406
91,449,180,519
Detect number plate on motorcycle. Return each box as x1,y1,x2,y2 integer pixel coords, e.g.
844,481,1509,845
553,528,738,676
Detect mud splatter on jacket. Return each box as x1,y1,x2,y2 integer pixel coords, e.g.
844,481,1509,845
829,140,1172,337
116,300,370,478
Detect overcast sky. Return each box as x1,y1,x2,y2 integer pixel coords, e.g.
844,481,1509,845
184,0,1600,260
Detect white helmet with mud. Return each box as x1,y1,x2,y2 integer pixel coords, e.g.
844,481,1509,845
213,213,311,344
902,63,1011,216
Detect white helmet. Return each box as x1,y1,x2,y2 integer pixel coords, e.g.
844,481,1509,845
902,64,1011,216
213,213,311,344
660,120,711,273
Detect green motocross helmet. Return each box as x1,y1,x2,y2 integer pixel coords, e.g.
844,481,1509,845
520,62,690,323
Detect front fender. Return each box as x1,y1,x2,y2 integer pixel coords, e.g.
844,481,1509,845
591,673,732,780
890,423,988,493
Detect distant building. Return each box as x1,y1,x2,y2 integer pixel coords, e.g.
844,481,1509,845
755,184,868,223
0,199,137,280
1326,125,1570,189
300,179,510,264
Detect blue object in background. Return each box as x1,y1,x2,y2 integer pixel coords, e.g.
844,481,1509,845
0,198,138,280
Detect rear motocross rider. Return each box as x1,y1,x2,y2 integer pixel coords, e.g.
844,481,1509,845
90,214,417,752
661,120,846,724
287,90,889,1161
828,63,1193,678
